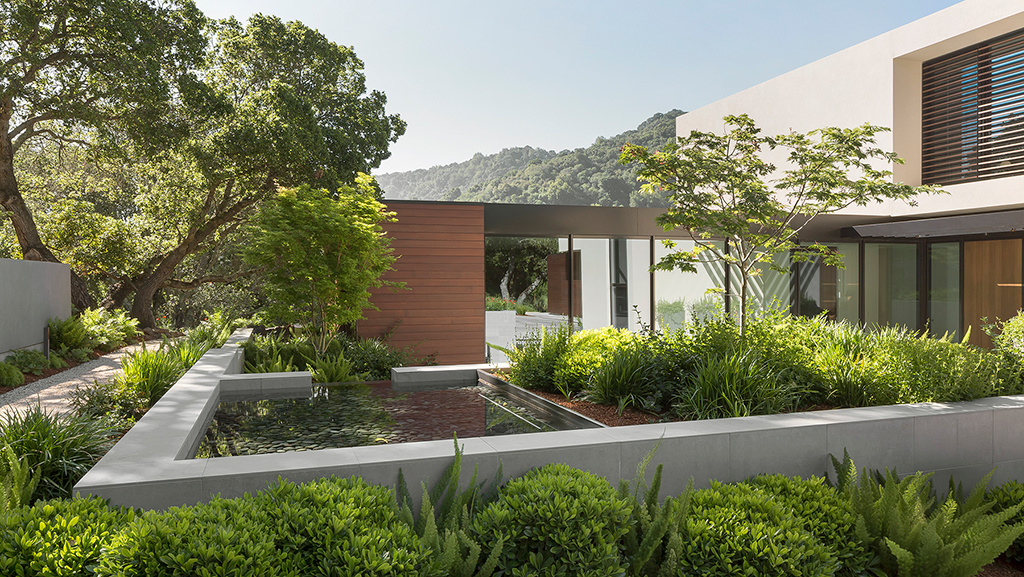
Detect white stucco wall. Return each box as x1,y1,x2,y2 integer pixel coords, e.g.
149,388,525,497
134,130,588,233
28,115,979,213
0,258,72,358
677,0,1024,219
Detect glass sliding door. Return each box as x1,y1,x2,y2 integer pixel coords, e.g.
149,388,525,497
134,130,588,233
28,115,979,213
864,243,918,329
928,242,960,339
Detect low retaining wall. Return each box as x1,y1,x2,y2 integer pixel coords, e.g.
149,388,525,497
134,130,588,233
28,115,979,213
75,329,1024,510
0,258,71,359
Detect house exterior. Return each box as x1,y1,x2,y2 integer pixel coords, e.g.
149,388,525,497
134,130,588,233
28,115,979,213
362,0,1024,362
674,0,1024,347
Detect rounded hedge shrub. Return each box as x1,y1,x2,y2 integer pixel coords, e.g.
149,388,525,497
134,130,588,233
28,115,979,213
472,463,632,576
0,361,24,388
97,476,437,577
0,496,135,576
745,474,873,575
676,481,838,576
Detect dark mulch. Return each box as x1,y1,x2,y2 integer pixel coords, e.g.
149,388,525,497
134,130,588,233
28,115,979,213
527,390,664,427
979,557,1024,576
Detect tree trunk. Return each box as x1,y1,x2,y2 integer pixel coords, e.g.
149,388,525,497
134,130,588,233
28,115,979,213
130,245,193,329
499,257,515,301
516,278,542,304
0,112,95,311
100,278,137,311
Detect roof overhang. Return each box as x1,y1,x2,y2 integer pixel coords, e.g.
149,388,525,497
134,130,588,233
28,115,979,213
845,210,1024,239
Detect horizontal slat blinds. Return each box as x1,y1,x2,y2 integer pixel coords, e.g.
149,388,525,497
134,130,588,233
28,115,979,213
922,27,1024,185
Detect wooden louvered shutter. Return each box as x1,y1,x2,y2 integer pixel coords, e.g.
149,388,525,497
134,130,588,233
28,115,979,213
922,28,1024,185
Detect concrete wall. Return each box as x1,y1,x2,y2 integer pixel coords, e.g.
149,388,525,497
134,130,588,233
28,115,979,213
75,330,1024,510
0,258,71,359
676,0,1024,219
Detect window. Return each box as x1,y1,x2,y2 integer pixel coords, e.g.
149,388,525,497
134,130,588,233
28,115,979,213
922,27,1024,184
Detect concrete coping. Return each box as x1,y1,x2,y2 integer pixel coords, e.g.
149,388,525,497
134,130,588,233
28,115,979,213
74,328,1024,511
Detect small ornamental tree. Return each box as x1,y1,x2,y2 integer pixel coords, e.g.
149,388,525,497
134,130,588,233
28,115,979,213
620,114,939,334
244,176,398,353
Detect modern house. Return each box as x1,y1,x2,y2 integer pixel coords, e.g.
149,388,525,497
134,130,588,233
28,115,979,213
673,0,1024,348
360,0,1024,362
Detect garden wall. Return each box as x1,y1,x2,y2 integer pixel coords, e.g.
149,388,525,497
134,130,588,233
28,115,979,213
0,258,71,360
74,330,1024,510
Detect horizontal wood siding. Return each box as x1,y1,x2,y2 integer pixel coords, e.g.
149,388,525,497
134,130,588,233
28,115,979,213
358,202,485,365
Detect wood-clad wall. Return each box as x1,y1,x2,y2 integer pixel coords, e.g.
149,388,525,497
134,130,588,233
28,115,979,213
964,239,1022,348
357,202,485,365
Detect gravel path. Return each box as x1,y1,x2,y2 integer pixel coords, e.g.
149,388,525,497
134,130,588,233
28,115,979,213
0,340,163,419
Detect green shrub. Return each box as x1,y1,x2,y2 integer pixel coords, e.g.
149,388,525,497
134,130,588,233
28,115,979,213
79,307,139,351
338,336,416,380
0,361,25,388
48,315,88,351
472,463,633,576
746,474,874,576
61,347,93,363
988,480,1024,564
4,349,50,376
98,477,436,577
992,310,1024,364
497,324,572,393
674,351,803,420
0,496,135,577
673,481,837,576
585,341,653,413
485,296,535,315
832,451,1024,577
554,327,641,395
113,348,185,408
0,406,112,501
307,354,366,384
97,496,284,577
69,379,143,422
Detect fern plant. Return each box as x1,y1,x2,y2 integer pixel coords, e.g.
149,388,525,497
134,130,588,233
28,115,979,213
831,450,1024,577
0,443,40,513
396,438,504,577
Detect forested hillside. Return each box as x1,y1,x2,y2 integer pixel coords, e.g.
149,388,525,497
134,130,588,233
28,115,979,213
376,110,684,206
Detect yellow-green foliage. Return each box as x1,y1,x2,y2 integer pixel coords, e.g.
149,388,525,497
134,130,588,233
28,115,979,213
554,327,641,395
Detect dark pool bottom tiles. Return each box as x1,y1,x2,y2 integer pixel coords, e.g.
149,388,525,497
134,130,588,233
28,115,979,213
194,382,556,458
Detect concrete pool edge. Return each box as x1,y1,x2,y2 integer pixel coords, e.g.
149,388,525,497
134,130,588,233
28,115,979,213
74,329,1024,510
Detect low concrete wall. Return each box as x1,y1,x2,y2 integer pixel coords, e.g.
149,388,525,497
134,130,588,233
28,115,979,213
75,330,1024,510
0,258,71,359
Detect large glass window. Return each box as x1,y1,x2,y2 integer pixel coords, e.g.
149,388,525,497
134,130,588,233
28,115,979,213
928,243,961,338
795,243,859,323
653,240,726,331
864,244,918,329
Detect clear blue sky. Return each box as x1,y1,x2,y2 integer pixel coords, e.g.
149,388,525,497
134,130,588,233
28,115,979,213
194,0,963,174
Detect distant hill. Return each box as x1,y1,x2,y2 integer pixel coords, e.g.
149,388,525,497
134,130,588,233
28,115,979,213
375,110,684,206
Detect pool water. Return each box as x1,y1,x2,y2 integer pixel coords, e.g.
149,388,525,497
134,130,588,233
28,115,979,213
193,382,559,458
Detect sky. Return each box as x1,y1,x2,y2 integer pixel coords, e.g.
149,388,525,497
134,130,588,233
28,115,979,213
194,0,965,175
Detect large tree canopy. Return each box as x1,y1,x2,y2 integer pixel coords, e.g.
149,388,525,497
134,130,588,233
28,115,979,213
0,5,406,328
0,0,207,308
109,14,405,328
